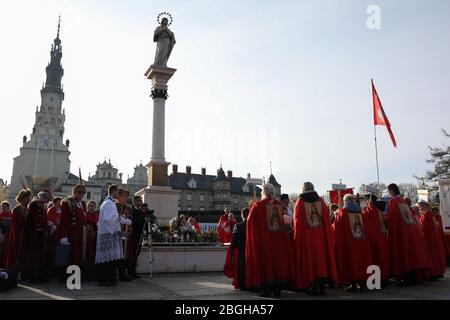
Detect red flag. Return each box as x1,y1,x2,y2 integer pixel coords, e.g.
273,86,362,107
329,188,354,205
372,79,397,147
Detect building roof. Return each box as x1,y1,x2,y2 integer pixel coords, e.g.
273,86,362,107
169,170,261,195
268,174,281,187
214,167,228,182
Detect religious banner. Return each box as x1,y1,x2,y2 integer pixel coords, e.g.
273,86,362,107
329,188,354,205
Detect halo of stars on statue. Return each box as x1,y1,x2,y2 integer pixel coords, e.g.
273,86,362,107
157,12,173,26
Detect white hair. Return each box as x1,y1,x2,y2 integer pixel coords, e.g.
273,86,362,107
343,194,354,203
262,183,276,199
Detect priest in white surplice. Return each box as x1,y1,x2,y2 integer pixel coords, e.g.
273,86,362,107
95,185,131,286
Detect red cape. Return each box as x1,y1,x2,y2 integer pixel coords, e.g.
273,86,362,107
61,198,88,266
420,211,446,276
223,220,236,244
245,198,294,288
433,214,450,258
362,204,390,281
293,197,338,289
224,246,239,289
217,214,229,244
387,197,431,277
3,205,28,270
332,208,372,283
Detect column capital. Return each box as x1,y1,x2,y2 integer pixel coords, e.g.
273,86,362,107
145,65,177,97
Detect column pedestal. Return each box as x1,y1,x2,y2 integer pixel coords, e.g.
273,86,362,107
136,186,180,222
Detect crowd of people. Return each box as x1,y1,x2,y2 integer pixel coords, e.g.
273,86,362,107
0,183,153,287
224,182,447,297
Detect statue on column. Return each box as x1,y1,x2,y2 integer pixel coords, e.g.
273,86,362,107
153,12,176,67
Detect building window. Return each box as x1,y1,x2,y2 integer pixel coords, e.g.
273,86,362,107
222,193,227,200
187,206,192,211
216,205,221,210
187,193,192,201
200,194,204,202
178,206,181,211
210,195,213,202
200,207,205,211
87,191,91,199
233,197,237,205
108,172,111,178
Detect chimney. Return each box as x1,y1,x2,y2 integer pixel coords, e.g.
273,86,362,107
201,167,206,176
186,165,192,175
172,164,178,174
227,170,233,178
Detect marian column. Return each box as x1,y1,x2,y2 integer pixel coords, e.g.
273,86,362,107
137,13,180,221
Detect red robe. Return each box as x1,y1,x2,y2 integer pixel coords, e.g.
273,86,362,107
47,206,62,257
20,199,48,268
245,198,294,289
86,211,99,264
420,211,446,276
224,246,239,289
3,205,27,270
217,214,229,244
387,196,431,277
293,196,338,289
61,197,88,267
0,210,13,268
192,222,202,235
433,214,450,258
223,219,236,244
332,207,372,283
362,204,390,281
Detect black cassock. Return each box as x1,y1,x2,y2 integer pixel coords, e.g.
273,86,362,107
230,220,247,289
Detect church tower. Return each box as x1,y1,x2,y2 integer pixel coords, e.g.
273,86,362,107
9,16,71,199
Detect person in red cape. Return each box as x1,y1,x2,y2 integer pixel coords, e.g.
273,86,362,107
293,182,338,295
432,206,450,257
3,190,32,271
223,212,236,244
224,207,250,290
0,201,13,267
332,194,372,292
86,201,99,279
387,183,431,286
60,184,88,274
418,200,446,279
246,183,294,297
362,194,389,287
21,191,53,283
188,217,202,235
46,197,62,275
217,209,230,244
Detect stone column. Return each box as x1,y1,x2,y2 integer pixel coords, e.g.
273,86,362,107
137,65,180,222
145,65,176,187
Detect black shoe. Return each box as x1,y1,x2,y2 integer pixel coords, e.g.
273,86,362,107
119,274,133,282
345,283,360,293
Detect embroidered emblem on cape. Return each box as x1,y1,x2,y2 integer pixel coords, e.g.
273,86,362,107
349,213,365,239
266,201,285,232
304,201,323,228
398,203,416,225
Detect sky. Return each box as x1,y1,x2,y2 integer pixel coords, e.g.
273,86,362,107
0,0,449,195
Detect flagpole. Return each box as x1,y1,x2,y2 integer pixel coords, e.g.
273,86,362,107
374,124,381,187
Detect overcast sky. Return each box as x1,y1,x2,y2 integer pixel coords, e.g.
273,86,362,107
0,0,449,194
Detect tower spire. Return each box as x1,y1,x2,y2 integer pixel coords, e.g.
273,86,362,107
57,14,61,39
